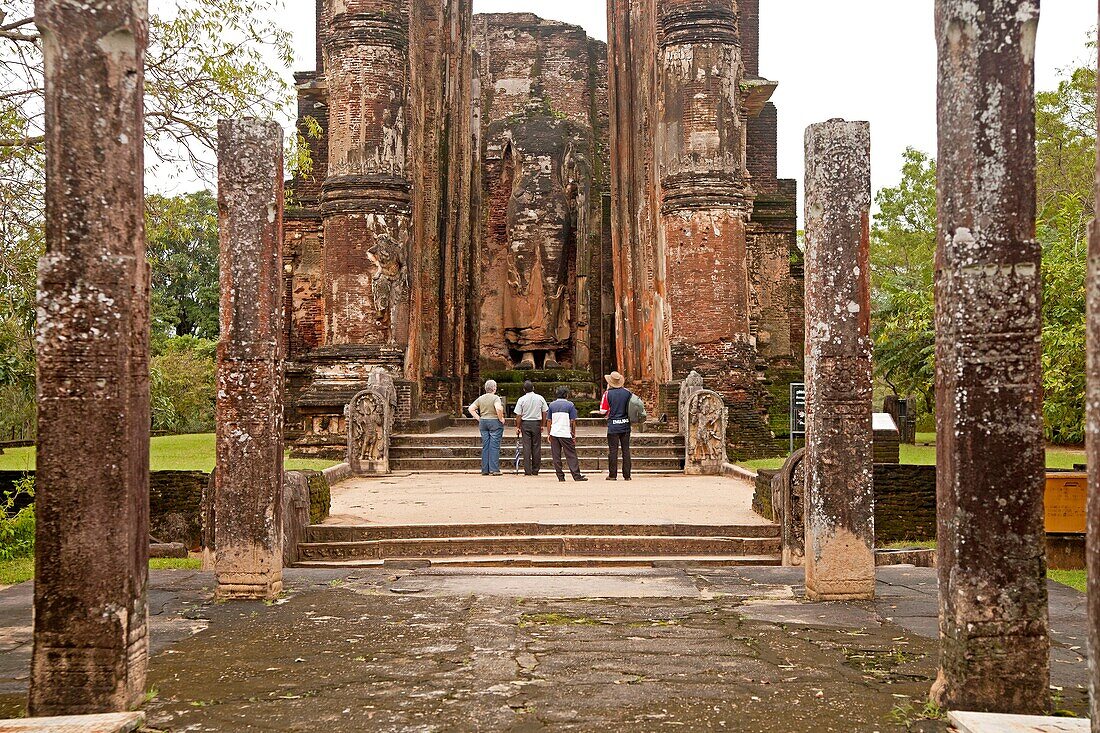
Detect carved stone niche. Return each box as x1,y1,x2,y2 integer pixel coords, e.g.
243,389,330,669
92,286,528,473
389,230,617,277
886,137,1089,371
685,389,728,475
771,448,805,566
678,370,705,437
346,368,398,475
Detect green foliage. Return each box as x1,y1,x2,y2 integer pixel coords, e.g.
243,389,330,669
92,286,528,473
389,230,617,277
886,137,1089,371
870,148,937,418
871,47,1096,444
147,191,220,348
151,337,217,434
0,475,35,562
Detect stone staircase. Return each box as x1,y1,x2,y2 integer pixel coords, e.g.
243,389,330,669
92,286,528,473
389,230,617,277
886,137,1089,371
389,429,685,473
294,522,782,568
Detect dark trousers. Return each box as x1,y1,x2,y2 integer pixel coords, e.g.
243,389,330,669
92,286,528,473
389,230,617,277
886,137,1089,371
550,436,583,480
520,420,543,475
607,431,631,479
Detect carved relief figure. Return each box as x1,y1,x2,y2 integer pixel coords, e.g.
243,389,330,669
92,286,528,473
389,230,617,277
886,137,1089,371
684,389,728,475
366,233,408,345
349,391,385,463
498,111,589,370
678,370,705,434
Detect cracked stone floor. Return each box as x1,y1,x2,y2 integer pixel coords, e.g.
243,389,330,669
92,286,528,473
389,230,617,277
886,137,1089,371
0,567,1089,732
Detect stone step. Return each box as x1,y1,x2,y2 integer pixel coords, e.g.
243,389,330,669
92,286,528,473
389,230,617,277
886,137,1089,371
388,456,685,472
296,534,782,562
307,522,780,542
392,433,684,447
389,445,683,459
294,554,782,569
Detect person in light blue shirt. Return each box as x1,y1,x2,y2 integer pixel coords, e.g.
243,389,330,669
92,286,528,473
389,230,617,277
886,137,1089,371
513,381,548,476
547,386,588,483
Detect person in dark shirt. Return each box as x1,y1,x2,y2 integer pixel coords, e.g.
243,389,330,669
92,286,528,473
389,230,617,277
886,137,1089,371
598,371,633,481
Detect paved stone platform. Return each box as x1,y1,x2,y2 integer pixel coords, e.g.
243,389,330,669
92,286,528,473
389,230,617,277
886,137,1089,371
0,567,1089,731
0,713,143,732
326,471,767,526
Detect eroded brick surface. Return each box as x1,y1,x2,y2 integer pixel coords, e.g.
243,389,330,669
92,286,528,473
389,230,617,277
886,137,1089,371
30,0,150,715
933,0,1049,713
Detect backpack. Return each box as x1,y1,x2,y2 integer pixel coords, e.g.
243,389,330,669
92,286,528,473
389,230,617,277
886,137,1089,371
628,394,647,424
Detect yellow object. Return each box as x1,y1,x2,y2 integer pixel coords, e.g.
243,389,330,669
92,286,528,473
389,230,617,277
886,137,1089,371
1045,472,1087,534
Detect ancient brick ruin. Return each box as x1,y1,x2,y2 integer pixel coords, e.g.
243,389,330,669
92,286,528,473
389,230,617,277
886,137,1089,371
283,0,801,459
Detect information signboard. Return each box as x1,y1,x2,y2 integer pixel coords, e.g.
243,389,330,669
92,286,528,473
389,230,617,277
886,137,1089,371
789,382,806,453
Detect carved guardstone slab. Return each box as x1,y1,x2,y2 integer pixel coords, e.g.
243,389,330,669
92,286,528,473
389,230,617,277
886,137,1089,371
0,713,144,733
684,389,728,475
347,368,397,475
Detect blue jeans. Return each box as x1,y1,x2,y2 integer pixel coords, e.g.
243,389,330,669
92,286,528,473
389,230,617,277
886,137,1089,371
479,419,504,474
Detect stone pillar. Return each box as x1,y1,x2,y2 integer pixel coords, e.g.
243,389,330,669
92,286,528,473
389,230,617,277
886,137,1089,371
802,120,874,602
654,0,756,421
30,0,150,714
932,0,1048,713
1090,13,1100,729
321,0,412,348
215,119,285,601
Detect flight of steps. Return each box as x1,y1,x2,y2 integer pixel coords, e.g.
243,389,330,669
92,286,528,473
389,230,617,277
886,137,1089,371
294,522,782,568
390,430,685,473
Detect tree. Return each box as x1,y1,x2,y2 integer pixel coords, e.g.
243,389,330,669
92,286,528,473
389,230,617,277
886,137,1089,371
871,51,1096,444
870,148,937,415
147,191,221,348
0,0,297,431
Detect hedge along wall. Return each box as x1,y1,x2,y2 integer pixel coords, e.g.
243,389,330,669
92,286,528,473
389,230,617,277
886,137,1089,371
752,463,937,544
1,469,335,550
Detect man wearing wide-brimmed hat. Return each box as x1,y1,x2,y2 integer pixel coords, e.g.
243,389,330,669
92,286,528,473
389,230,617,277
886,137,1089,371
598,371,634,481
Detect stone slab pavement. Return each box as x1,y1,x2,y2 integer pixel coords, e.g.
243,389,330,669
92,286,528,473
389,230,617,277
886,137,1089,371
326,472,770,526
0,567,1088,731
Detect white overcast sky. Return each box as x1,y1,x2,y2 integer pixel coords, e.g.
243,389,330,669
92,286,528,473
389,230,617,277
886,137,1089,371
154,0,1096,210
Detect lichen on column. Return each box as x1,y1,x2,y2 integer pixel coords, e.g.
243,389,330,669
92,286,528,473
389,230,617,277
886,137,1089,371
802,119,874,603
30,0,151,714
932,0,1049,713
215,118,286,601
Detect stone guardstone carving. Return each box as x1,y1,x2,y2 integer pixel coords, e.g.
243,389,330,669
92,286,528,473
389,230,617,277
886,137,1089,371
678,370,705,435
684,389,727,475
346,367,398,475
771,448,806,567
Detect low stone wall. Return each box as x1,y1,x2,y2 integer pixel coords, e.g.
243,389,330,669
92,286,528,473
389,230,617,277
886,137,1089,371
754,462,938,546
149,471,209,547
304,470,331,524
874,464,937,543
753,469,778,521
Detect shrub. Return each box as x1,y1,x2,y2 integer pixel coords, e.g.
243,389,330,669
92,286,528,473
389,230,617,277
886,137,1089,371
151,336,216,433
0,475,35,561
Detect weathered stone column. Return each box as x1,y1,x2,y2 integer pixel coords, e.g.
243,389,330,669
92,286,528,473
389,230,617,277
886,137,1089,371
802,120,874,602
30,0,150,714
932,0,1048,713
215,119,285,601
321,0,412,347
1085,12,1100,730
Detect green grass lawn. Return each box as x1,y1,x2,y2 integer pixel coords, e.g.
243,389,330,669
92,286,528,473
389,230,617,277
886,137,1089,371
1049,570,1087,593
0,433,336,473
742,435,1086,472
0,556,202,588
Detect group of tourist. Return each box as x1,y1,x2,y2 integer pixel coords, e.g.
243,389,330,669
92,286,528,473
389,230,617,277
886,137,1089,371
467,371,640,481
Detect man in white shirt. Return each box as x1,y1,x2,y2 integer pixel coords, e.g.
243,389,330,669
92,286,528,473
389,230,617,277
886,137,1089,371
547,386,588,483
513,381,548,476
